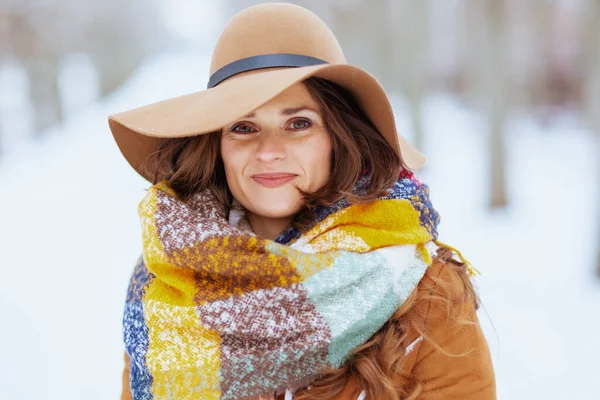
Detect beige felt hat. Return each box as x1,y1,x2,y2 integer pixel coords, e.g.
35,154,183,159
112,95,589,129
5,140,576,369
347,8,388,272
108,2,426,182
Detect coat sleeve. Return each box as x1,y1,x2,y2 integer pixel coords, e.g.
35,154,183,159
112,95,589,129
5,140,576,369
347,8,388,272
121,350,133,400
410,263,496,399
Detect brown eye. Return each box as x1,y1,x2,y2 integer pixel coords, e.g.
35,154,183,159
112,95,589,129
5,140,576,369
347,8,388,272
232,123,256,134
288,119,312,130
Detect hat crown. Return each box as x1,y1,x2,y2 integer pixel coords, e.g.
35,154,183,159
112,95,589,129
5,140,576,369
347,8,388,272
209,3,346,76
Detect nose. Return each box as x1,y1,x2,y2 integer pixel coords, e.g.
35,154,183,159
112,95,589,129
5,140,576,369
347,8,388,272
255,131,286,162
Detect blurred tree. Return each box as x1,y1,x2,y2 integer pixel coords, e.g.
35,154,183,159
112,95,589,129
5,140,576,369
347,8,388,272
529,1,555,116
6,8,63,133
0,8,8,156
581,0,600,276
0,0,167,138
390,0,429,155
319,0,393,90
82,0,166,96
467,0,510,209
583,0,600,132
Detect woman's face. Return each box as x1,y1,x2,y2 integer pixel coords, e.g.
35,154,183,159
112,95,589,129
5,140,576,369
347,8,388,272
220,82,332,221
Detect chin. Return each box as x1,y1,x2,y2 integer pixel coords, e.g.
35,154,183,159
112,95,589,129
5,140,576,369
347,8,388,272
252,205,301,219
248,195,302,219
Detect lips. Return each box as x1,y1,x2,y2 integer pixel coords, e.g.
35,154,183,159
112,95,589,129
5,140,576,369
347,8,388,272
251,172,298,188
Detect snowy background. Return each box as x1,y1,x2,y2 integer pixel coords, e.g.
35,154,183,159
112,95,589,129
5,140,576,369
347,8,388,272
1,1,600,399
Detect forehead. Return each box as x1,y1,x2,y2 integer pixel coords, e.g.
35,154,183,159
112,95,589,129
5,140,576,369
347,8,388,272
252,81,319,113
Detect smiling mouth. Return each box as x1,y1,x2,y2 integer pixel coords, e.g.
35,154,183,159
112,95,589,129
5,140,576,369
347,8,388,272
251,173,298,188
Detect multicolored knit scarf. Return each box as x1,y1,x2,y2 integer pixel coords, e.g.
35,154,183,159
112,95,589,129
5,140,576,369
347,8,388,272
124,170,460,400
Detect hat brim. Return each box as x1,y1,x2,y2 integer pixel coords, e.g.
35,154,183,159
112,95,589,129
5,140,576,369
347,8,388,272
108,63,426,182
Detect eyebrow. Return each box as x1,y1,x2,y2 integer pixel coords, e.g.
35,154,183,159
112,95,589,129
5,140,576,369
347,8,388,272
243,106,319,118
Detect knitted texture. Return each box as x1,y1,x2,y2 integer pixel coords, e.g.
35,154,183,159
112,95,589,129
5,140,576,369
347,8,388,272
123,170,441,399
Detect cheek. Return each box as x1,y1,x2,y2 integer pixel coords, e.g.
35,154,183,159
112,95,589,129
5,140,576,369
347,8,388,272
302,132,332,186
220,140,247,187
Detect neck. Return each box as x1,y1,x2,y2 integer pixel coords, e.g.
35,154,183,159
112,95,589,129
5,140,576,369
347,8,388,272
246,212,293,241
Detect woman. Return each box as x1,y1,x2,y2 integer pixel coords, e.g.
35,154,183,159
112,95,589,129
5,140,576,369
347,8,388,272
110,3,496,400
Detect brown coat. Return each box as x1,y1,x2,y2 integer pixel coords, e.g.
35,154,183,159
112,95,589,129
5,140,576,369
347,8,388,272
120,255,496,399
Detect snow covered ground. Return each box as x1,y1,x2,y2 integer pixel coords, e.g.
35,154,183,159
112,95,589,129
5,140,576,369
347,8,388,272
1,50,599,399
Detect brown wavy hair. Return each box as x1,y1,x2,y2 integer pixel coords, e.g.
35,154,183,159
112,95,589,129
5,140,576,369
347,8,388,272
142,76,479,399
